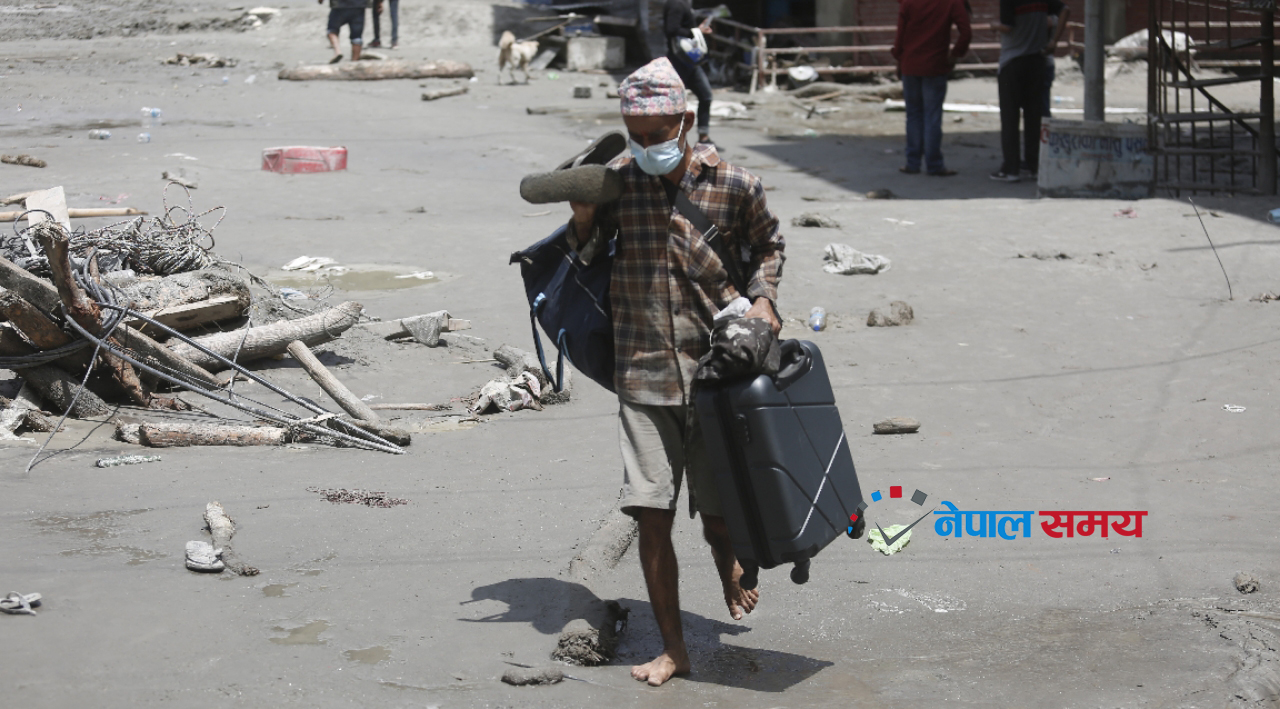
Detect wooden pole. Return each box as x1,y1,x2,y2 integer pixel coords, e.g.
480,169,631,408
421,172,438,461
0,207,147,223
286,340,380,422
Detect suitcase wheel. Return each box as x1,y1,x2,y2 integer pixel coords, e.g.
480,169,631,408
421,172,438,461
790,559,811,585
739,561,759,591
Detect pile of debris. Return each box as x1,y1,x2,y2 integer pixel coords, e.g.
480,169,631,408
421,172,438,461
0,185,405,456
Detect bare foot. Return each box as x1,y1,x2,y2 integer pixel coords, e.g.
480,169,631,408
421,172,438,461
722,561,759,620
631,651,690,687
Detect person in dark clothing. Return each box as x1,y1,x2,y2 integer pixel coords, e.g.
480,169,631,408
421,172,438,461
320,0,368,63
891,0,971,176
369,0,399,49
991,0,1065,182
664,0,715,145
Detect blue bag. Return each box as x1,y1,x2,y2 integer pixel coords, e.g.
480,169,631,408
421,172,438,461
509,223,616,392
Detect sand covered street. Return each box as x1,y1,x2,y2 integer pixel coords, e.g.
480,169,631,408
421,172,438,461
2,1,1280,706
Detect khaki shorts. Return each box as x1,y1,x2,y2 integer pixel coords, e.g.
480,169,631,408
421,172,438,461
618,398,721,519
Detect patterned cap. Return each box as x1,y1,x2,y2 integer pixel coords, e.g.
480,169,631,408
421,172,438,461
618,57,687,116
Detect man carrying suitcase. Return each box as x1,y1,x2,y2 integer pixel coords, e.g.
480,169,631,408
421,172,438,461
565,57,786,687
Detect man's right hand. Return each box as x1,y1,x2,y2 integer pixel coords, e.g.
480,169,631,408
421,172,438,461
570,201,597,244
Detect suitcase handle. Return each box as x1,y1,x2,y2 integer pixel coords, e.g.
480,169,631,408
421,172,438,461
773,340,812,391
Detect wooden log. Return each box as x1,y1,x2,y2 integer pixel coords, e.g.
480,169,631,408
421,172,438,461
422,86,469,101
204,501,258,576
139,422,286,447
0,207,147,222
35,223,152,408
1,190,40,206
286,340,379,422
0,254,220,387
337,417,411,447
278,59,474,81
0,289,72,348
115,420,142,444
1,154,46,168
21,365,111,418
166,301,364,371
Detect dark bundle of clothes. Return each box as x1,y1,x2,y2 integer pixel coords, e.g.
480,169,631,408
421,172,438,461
695,317,780,383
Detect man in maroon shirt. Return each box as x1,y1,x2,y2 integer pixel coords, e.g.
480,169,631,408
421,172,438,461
891,0,971,176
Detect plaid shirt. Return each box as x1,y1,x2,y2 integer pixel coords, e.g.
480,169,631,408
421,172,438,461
573,143,785,406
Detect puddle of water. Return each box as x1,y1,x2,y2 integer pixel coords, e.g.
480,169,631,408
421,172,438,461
268,264,449,292
263,583,298,598
344,646,392,665
402,417,480,433
270,620,329,645
33,510,164,564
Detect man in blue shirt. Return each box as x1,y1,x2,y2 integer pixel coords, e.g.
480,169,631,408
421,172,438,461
990,0,1065,182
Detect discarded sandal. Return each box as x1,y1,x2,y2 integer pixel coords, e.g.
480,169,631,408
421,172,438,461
185,540,225,572
1,592,42,615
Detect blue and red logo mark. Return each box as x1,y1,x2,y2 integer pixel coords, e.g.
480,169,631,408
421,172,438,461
849,486,1148,542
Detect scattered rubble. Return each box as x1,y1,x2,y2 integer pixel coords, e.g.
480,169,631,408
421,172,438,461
2,154,46,168
163,53,238,68
1234,572,1260,594
307,487,409,508
868,301,914,327
95,454,161,468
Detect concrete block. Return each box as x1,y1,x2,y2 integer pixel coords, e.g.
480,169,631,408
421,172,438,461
566,36,625,71
1037,119,1153,200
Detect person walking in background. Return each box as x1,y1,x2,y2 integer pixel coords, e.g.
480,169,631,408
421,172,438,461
664,0,716,146
320,0,368,63
369,0,399,49
891,0,971,176
991,0,1065,182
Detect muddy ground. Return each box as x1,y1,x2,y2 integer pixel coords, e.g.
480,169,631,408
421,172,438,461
2,1,1280,707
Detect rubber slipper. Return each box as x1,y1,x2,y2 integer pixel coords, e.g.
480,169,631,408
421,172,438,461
555,130,628,171
1,592,42,615
185,540,225,573
329,54,343,65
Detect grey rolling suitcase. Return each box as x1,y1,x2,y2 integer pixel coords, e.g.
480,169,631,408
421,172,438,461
695,339,864,589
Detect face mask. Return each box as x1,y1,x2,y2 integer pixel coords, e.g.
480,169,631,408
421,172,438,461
629,120,686,176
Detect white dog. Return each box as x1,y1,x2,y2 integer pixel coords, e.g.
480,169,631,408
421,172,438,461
498,30,539,84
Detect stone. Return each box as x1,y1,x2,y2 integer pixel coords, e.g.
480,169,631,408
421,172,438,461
866,188,896,200
501,666,564,686
1234,572,1260,594
873,417,920,434
791,212,840,228
573,85,592,99
867,301,914,327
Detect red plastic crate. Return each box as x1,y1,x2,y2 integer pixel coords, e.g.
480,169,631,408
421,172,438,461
261,146,347,173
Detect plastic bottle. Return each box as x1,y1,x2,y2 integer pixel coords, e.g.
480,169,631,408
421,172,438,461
141,107,162,128
137,132,151,143
1268,208,1280,224
88,129,111,139
808,307,826,332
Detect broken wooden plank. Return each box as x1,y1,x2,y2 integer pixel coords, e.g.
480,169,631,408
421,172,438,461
279,60,474,81
1,190,40,206
127,294,247,334
367,402,449,411
204,501,258,576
